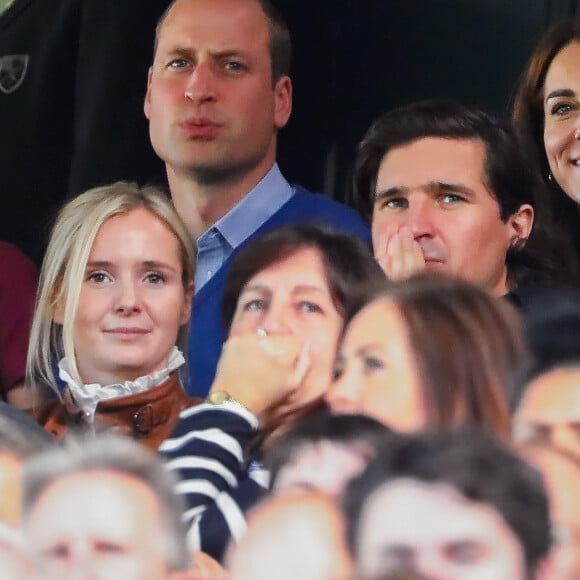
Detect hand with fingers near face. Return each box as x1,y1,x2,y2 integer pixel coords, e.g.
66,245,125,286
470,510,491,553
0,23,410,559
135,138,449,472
373,224,426,281
209,332,310,424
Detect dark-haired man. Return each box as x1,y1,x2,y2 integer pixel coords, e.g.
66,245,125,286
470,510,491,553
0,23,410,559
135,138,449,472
354,100,578,298
343,430,553,580
145,0,369,397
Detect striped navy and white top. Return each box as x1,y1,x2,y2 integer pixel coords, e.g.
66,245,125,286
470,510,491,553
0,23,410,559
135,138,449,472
159,401,269,561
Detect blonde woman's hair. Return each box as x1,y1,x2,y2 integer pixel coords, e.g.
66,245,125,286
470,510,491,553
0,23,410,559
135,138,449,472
26,182,195,393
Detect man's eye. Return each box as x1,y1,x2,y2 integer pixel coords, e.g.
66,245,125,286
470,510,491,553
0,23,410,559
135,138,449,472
446,541,483,564
440,193,464,204
168,58,189,69
95,541,125,555
383,198,408,210
44,544,70,560
224,61,244,72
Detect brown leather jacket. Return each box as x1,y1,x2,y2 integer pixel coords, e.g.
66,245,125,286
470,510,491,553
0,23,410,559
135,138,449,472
38,372,201,452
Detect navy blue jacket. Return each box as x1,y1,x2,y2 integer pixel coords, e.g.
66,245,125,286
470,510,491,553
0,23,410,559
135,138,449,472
186,185,370,398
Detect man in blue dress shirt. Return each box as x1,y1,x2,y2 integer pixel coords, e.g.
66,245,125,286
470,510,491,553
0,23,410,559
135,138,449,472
145,0,369,396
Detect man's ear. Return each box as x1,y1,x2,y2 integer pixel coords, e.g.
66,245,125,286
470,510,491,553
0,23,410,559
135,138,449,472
144,67,153,120
273,75,292,130
508,203,534,248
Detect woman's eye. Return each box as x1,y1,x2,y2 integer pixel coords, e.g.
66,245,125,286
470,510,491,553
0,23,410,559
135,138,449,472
550,102,576,116
243,299,266,312
363,356,384,372
331,365,344,382
87,271,110,284
145,272,165,284
299,301,322,314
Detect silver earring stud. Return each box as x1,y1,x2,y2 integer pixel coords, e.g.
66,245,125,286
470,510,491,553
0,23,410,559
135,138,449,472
256,327,268,337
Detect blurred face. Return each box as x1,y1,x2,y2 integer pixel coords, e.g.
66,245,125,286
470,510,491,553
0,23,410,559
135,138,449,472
227,493,353,580
524,447,580,580
229,247,343,405
0,528,34,580
0,453,22,527
372,137,530,295
326,298,426,431
274,441,371,498
27,471,170,580
357,479,526,580
514,367,580,459
56,208,193,386
543,41,580,203
145,0,291,183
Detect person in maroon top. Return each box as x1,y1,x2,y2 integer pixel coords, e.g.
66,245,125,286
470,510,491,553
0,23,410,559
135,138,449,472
0,242,39,410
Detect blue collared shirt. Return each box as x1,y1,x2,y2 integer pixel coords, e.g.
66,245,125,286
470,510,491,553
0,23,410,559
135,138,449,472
194,164,294,292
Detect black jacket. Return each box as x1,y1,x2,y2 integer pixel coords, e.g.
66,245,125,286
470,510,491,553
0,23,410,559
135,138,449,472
0,0,167,262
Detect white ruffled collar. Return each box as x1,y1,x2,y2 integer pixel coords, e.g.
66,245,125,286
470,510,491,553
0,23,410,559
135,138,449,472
58,347,185,423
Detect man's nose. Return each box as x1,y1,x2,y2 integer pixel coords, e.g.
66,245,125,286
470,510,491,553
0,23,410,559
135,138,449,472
407,198,436,239
184,61,217,105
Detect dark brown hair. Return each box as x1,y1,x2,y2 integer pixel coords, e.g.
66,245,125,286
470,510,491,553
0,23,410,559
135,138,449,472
345,273,524,438
354,99,580,289
513,19,580,188
512,19,580,250
222,224,387,334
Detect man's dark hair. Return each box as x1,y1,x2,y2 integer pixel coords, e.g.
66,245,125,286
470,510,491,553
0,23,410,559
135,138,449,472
265,409,391,490
343,429,552,577
353,99,580,289
509,289,580,410
154,0,292,83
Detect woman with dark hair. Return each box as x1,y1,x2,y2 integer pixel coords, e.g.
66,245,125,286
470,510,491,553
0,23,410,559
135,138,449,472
160,224,386,561
513,19,580,250
327,273,524,439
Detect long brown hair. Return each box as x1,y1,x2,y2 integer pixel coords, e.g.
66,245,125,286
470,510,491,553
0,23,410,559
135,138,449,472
349,273,524,438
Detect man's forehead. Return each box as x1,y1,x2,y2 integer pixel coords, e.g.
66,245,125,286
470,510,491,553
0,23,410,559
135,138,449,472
366,479,508,541
157,0,269,45
380,137,487,178
376,136,495,197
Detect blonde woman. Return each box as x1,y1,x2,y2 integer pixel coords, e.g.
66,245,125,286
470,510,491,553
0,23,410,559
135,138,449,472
28,182,199,450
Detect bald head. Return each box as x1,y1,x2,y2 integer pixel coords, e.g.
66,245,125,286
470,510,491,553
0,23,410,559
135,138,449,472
227,492,353,580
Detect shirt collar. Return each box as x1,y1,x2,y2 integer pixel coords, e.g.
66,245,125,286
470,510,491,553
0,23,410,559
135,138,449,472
212,163,293,250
